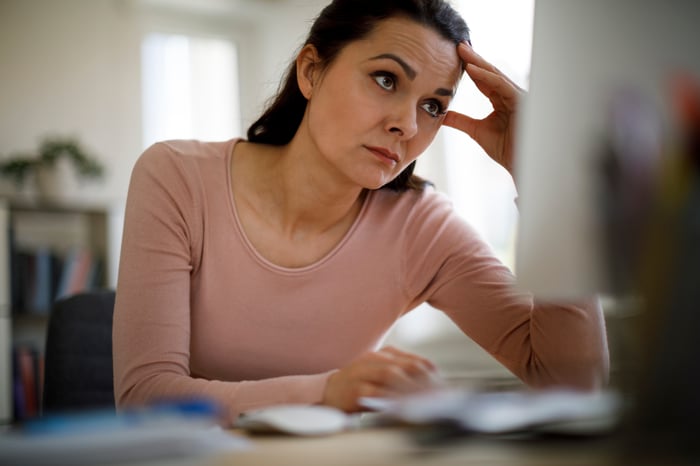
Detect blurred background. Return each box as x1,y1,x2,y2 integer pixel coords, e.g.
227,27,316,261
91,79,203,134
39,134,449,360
4,4,700,460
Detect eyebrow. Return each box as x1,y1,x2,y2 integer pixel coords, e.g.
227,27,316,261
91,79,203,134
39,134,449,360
369,53,455,97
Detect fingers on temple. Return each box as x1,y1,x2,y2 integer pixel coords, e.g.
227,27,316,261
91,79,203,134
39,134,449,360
460,43,523,94
467,64,516,96
458,42,502,75
466,66,521,113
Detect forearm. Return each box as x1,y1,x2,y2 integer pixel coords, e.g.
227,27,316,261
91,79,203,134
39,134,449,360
434,273,609,391
501,296,610,390
114,363,333,423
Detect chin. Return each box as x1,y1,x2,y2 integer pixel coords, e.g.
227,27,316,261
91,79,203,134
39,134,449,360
350,167,398,191
361,178,394,191
363,181,385,190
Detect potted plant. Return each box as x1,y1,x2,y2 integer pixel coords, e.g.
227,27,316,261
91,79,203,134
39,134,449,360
0,137,104,200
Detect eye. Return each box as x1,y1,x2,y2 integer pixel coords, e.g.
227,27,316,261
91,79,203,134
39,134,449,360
371,72,396,91
421,100,446,118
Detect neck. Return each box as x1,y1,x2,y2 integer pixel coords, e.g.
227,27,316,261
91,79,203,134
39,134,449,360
240,140,367,239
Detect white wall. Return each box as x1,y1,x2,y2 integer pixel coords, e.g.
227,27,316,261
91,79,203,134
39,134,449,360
0,0,326,201
0,0,142,205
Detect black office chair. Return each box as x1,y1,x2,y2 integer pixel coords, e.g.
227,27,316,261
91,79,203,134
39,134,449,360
42,289,116,413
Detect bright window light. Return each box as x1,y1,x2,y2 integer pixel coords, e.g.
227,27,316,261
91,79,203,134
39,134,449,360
444,0,535,270
141,33,241,149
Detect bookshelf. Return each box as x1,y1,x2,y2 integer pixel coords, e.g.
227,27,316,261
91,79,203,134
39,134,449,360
0,198,114,424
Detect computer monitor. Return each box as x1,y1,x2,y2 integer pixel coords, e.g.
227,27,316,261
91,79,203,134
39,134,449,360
513,0,700,299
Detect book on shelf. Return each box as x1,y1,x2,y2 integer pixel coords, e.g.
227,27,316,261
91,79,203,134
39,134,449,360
12,343,43,421
30,247,53,315
10,246,103,316
55,246,101,300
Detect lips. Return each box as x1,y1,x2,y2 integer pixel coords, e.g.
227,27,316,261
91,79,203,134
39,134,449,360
365,146,400,164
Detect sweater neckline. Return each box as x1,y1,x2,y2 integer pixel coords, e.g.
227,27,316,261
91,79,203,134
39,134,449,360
225,139,373,274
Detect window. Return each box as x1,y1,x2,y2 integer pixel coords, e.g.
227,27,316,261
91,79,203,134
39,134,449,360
141,33,241,149
444,0,535,269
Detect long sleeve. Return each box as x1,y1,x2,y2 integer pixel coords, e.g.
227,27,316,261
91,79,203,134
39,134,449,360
400,191,610,390
112,142,332,422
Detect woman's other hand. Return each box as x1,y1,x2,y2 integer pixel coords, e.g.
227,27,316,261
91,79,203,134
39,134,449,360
322,346,443,412
443,42,524,176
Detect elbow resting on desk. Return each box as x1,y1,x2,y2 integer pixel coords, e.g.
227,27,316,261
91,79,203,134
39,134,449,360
495,297,610,391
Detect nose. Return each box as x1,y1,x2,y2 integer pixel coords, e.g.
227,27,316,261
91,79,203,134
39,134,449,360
386,101,418,139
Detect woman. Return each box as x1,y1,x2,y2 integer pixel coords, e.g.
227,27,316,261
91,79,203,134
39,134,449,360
113,0,609,421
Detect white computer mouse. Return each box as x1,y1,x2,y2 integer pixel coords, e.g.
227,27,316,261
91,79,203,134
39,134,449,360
235,404,348,436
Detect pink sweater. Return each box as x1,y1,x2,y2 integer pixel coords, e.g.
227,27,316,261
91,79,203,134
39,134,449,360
113,139,609,421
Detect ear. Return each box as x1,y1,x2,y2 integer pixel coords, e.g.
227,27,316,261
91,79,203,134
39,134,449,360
296,44,320,100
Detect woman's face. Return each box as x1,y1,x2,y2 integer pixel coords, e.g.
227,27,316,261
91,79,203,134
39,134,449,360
299,16,463,190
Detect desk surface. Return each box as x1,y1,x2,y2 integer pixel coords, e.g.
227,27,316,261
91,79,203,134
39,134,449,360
202,423,700,466
208,426,621,466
